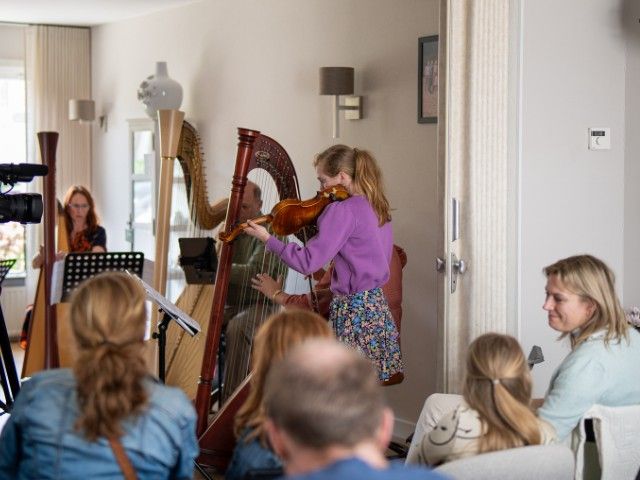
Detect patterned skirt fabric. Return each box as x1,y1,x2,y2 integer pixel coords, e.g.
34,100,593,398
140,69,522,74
329,287,404,382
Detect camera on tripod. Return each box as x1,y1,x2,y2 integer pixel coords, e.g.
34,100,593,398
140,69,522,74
0,163,49,224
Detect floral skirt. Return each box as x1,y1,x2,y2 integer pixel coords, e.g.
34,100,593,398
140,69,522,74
329,287,404,382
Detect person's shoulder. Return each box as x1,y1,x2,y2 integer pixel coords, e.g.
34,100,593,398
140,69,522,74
23,368,74,391
15,369,75,413
299,457,446,480
319,196,358,221
334,195,379,223
146,378,196,422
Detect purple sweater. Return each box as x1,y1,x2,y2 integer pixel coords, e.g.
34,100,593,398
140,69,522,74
266,195,392,295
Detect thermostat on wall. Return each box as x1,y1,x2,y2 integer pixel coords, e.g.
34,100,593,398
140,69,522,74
588,127,610,150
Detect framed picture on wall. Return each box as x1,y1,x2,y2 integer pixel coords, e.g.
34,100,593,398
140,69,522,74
418,35,439,124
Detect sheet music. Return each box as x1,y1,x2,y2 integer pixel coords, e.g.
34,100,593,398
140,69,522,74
126,271,201,336
50,258,66,304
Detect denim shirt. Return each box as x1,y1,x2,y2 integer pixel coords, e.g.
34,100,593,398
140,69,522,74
226,428,282,480
0,369,199,479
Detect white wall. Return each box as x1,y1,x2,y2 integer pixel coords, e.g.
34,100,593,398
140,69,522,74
0,24,25,60
519,0,627,396
91,0,440,432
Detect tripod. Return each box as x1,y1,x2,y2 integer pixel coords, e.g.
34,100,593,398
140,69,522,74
0,259,19,416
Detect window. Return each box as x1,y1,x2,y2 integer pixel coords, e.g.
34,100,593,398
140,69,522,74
0,60,27,278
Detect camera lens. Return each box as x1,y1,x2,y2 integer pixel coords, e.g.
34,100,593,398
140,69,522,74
0,193,44,224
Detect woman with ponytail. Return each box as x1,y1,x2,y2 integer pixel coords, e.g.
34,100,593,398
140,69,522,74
419,334,555,465
244,145,403,383
0,272,198,479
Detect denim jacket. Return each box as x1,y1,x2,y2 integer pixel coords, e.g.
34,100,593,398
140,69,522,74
225,427,282,480
0,369,198,479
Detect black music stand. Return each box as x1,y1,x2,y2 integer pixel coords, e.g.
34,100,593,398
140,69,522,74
59,252,144,302
178,237,218,284
0,258,19,415
128,273,201,383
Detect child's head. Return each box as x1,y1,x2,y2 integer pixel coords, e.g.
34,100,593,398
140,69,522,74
234,309,333,439
463,333,542,453
251,309,333,387
314,144,391,225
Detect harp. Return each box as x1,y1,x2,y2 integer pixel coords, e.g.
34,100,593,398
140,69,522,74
153,114,228,399
22,132,72,376
194,127,303,472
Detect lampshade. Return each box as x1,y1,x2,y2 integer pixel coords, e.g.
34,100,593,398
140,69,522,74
69,99,95,122
319,67,355,95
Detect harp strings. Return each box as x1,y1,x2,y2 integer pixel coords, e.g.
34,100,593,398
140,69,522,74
221,168,300,399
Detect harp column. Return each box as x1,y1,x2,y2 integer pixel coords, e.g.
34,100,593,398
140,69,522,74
152,109,185,319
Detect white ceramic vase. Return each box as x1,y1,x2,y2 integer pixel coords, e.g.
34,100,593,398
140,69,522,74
137,61,183,118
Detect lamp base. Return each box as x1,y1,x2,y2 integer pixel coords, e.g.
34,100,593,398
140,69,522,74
344,96,363,120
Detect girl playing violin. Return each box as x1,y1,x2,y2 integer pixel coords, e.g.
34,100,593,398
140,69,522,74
244,144,403,382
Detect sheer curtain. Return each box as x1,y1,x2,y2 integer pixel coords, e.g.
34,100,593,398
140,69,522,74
24,25,91,296
25,25,91,194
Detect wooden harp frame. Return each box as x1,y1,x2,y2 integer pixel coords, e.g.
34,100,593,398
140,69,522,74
194,127,301,471
22,132,70,376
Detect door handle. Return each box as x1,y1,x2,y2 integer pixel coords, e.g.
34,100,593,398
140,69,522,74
450,253,468,293
435,256,446,272
452,256,467,275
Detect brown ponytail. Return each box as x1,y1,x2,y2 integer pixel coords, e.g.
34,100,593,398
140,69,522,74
234,309,333,442
463,333,543,453
70,272,148,441
314,145,391,226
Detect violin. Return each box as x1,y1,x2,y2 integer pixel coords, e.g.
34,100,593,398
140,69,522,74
220,185,350,243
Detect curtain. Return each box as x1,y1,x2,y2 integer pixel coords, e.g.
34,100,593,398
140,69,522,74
24,25,91,296
25,25,91,194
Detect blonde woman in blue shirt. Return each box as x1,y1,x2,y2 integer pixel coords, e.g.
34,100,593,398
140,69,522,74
538,254,640,440
408,253,640,463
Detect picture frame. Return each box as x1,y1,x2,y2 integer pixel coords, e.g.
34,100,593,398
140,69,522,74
418,35,439,124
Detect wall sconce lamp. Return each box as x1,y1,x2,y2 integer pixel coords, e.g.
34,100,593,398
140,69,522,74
319,67,363,138
68,99,108,131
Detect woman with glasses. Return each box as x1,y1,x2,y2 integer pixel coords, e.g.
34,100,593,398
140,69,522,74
31,185,106,268
23,186,107,349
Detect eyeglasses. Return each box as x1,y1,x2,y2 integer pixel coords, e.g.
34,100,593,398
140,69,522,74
69,203,90,210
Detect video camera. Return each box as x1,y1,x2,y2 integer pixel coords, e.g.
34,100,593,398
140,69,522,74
0,163,48,224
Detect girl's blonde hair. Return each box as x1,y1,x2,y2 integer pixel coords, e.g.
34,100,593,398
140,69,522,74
234,309,333,442
463,333,543,454
70,272,148,441
544,254,628,348
314,145,391,226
